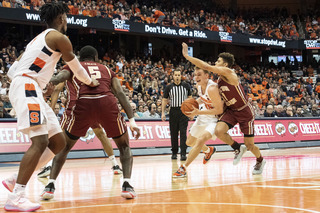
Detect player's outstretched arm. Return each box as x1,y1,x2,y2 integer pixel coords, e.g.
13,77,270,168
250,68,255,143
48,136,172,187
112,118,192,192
50,70,71,85
182,42,236,82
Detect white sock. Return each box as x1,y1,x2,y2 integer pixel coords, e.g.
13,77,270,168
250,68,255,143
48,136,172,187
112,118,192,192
46,159,53,167
123,178,131,184
204,147,210,153
109,155,118,167
13,183,26,194
182,164,187,169
48,179,55,184
35,147,55,171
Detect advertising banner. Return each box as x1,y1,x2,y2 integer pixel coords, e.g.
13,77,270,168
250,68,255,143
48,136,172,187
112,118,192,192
0,7,305,49
0,119,319,153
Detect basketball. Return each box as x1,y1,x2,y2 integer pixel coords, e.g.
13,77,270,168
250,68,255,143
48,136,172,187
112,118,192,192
181,98,199,116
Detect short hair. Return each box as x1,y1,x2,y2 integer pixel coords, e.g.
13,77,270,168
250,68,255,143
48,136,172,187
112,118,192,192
195,66,209,74
218,52,235,68
40,2,69,26
173,68,181,74
79,45,98,61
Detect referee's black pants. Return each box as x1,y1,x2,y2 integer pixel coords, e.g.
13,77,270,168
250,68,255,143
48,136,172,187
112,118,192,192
169,107,189,156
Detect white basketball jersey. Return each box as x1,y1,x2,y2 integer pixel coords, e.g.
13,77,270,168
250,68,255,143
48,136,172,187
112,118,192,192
197,79,217,122
8,28,62,89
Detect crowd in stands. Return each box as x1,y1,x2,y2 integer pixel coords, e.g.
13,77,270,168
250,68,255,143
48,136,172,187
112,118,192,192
1,37,320,120
1,0,314,40
304,9,320,40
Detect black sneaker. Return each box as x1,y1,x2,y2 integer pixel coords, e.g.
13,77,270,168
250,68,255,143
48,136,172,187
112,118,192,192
112,165,123,174
180,155,187,161
121,181,136,199
41,182,55,200
171,154,177,159
37,166,51,178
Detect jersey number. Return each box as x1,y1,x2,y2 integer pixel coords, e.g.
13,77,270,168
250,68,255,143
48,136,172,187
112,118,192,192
88,66,101,79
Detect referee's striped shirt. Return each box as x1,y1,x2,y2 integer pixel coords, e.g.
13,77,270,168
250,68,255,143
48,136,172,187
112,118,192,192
163,82,191,108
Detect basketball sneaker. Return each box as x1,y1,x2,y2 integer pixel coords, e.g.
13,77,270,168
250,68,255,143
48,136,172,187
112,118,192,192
2,174,17,192
41,182,55,200
203,146,216,164
233,145,247,165
112,165,123,175
121,181,136,199
37,166,51,178
173,165,187,178
252,159,266,175
4,191,41,212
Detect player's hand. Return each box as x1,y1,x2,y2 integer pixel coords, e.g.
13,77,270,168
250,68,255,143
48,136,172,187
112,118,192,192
43,82,55,97
130,126,140,140
186,106,199,117
161,113,166,121
182,42,189,58
88,78,100,87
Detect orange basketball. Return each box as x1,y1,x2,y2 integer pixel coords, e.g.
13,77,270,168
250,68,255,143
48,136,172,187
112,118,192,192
181,98,199,116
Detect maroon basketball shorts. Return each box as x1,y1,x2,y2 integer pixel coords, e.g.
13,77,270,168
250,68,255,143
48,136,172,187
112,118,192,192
61,97,127,138
218,105,255,136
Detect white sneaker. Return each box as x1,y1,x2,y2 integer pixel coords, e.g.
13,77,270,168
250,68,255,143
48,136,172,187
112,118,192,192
233,145,247,165
2,174,17,192
4,192,41,212
252,159,266,175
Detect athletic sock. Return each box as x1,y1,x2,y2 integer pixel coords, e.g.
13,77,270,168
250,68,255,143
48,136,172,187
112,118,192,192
204,147,210,153
109,155,118,167
13,183,26,194
48,179,55,184
231,141,241,151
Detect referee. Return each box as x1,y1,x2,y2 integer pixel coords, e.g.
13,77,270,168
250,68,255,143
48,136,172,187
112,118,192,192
162,68,192,161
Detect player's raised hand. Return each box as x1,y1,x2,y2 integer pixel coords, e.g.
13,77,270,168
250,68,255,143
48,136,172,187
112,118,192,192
43,82,55,97
182,42,189,58
88,78,100,87
130,126,141,140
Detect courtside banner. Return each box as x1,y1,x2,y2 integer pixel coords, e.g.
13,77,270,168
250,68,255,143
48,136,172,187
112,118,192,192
0,7,301,49
0,118,320,153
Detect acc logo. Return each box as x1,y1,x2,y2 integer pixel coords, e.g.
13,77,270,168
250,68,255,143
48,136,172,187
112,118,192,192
275,122,286,136
288,122,298,135
80,128,95,143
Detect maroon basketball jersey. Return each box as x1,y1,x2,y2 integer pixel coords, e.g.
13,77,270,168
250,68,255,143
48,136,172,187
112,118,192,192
63,61,116,99
218,76,248,110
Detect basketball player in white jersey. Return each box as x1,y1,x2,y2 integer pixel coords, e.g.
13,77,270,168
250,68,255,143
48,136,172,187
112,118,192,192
2,2,98,212
173,67,224,178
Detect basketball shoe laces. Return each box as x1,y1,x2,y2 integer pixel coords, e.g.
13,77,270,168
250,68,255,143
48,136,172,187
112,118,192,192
234,149,240,159
253,161,262,170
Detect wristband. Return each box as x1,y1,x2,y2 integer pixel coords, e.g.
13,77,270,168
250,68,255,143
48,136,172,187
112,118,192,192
129,118,138,128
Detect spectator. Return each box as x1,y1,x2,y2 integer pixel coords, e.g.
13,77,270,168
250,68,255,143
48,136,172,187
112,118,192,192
130,102,140,118
143,103,160,118
295,107,304,117
2,94,12,111
152,9,165,24
275,105,286,117
302,104,312,117
284,106,294,117
264,105,276,117
0,101,11,118
311,104,320,117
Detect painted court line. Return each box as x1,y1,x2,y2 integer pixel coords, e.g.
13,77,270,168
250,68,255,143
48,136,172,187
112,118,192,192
38,202,320,213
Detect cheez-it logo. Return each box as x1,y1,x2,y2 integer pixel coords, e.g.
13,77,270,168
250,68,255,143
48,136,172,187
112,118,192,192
220,86,230,92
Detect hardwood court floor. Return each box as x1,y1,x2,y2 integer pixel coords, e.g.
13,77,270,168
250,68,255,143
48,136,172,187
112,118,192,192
1,147,320,213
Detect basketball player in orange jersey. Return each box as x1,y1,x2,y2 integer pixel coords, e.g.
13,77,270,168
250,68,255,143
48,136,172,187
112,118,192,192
173,67,224,178
2,2,99,212
40,45,140,200
182,42,266,175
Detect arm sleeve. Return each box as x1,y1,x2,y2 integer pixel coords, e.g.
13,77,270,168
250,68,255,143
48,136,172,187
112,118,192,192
66,57,92,85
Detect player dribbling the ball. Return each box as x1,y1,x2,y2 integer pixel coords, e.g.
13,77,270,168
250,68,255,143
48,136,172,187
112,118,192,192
173,67,224,178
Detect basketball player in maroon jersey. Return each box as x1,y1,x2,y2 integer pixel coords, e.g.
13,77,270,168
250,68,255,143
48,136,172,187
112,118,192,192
41,46,140,199
182,42,266,175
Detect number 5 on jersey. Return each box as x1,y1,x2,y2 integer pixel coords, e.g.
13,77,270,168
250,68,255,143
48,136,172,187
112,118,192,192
88,66,101,79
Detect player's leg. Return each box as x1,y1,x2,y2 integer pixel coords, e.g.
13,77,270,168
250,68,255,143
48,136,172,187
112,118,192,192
112,132,136,199
5,130,48,212
215,111,246,165
92,126,122,174
41,130,78,200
